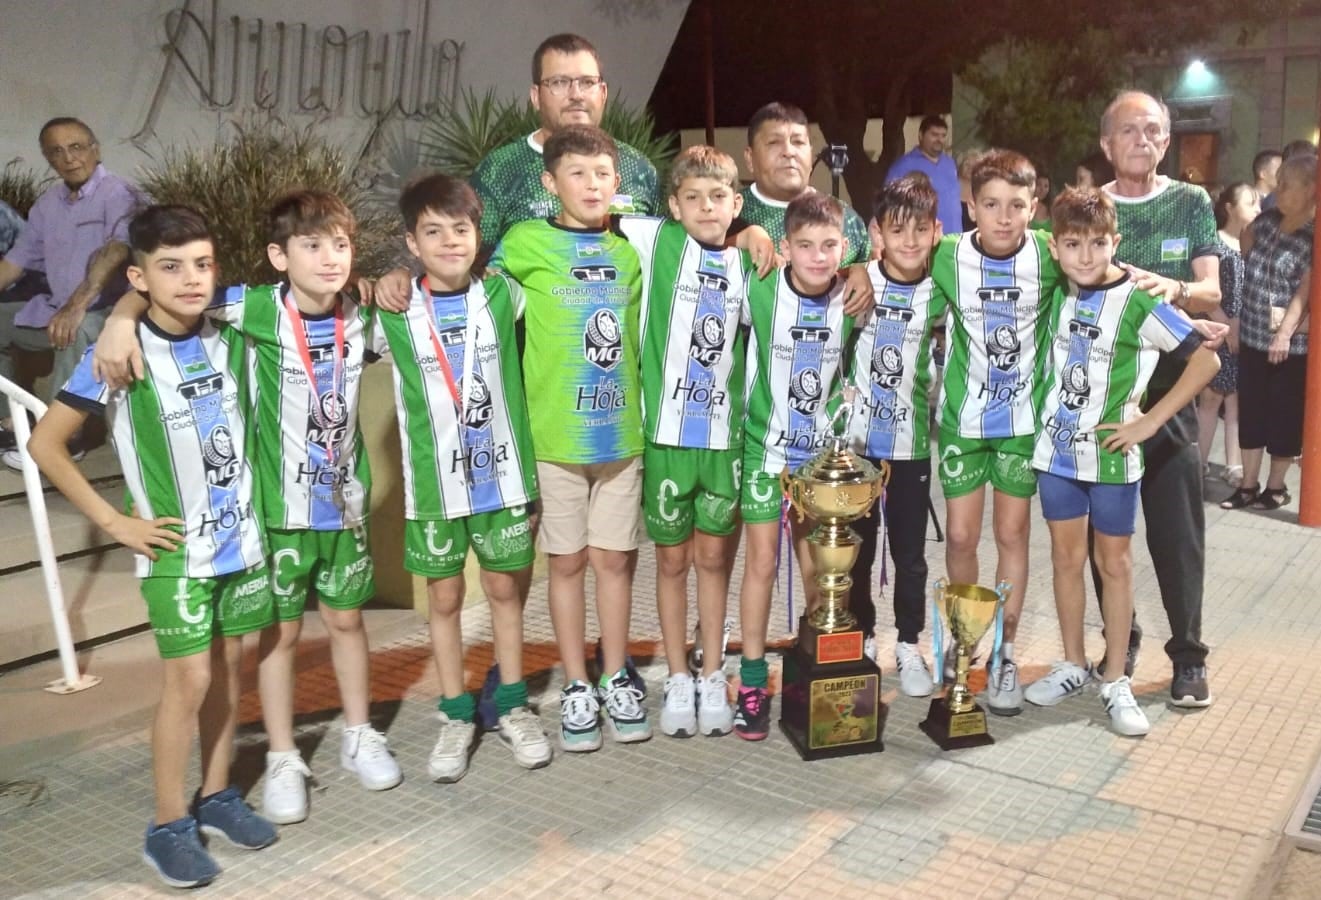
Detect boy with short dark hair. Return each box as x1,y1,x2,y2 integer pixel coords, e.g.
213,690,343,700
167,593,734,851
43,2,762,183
845,173,946,697
96,190,403,826
931,149,1063,716
30,205,277,888
736,192,856,740
368,173,552,778
1024,187,1219,736
489,124,651,751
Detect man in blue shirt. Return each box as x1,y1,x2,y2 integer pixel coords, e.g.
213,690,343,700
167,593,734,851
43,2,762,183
886,115,962,234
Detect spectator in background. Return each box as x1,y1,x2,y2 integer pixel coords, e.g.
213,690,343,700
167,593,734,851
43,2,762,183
1031,172,1053,229
1196,182,1260,487
0,201,22,254
956,149,982,233
1074,151,1115,190
1252,149,1282,206
1263,141,1316,211
887,115,963,233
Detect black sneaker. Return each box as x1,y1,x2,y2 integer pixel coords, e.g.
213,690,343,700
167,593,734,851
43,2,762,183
1096,640,1141,679
733,686,770,741
476,663,501,732
1170,663,1213,708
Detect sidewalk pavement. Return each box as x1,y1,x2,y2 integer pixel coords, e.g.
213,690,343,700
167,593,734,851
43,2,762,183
3,454,1321,898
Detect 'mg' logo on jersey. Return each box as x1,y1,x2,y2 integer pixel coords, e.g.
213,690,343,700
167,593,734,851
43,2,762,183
463,374,494,428
1059,363,1090,411
871,343,904,390
584,308,623,370
689,314,725,368
202,424,240,488
987,324,1020,371
788,368,822,414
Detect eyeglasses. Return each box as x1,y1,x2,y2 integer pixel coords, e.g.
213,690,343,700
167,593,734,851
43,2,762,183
42,142,96,162
537,76,604,97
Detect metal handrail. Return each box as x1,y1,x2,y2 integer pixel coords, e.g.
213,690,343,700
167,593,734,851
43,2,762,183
0,374,100,694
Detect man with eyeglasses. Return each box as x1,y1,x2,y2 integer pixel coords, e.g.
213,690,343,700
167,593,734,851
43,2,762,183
469,33,661,258
0,117,140,463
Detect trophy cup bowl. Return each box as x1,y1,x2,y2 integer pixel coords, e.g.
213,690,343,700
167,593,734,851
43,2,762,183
919,578,1009,750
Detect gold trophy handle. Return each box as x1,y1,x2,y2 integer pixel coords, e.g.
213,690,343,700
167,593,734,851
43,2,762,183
780,467,807,523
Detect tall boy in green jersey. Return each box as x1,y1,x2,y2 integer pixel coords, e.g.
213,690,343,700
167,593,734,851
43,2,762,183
30,206,276,888
738,102,871,266
469,33,659,258
1022,188,1218,737
368,173,552,779
619,145,774,739
489,125,651,751
930,150,1064,717
98,191,402,826
736,193,856,740
844,174,947,699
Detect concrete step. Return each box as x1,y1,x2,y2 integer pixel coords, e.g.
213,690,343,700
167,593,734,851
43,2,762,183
0,482,124,571
0,549,145,669
0,444,123,501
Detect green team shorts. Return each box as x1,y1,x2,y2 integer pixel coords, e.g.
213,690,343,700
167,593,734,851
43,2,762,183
643,442,741,545
140,565,275,659
267,526,375,620
937,431,1037,499
404,504,536,578
740,463,786,525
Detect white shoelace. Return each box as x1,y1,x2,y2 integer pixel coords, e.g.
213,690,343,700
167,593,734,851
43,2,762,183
1105,678,1140,712
700,674,729,709
664,677,695,712
267,754,311,785
605,680,645,718
351,727,391,762
502,708,545,744
896,647,929,676
561,687,599,728
434,719,472,756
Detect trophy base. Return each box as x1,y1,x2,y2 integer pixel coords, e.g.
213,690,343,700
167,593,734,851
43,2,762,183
779,615,886,761
919,697,995,750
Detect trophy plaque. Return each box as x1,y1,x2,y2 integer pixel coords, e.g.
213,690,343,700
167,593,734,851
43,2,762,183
778,428,889,761
919,578,1009,750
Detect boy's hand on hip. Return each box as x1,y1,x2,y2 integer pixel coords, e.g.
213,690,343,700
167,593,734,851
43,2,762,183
1098,413,1156,455
108,512,185,560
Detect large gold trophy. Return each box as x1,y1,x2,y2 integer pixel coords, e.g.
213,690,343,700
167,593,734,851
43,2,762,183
919,578,1009,750
778,416,889,760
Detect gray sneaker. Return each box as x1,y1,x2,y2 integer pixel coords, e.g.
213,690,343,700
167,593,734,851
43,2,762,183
1024,661,1093,707
985,657,1023,716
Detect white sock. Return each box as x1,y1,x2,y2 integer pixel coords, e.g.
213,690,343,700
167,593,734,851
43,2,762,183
1000,641,1015,662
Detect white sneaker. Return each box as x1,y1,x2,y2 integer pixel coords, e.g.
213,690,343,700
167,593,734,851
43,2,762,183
600,671,653,743
894,642,934,697
660,673,698,738
497,707,553,769
558,680,603,752
697,670,734,736
427,713,476,782
262,750,311,825
863,636,878,662
985,657,1024,716
3,446,83,471
1100,677,1150,736
341,724,403,790
1024,661,1093,707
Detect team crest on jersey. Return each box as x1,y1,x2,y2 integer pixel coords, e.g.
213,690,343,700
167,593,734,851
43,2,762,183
464,374,494,428
178,372,224,400
584,308,623,370
1068,319,1102,341
202,424,240,488
571,265,618,283
700,250,727,272
1059,363,1090,411
576,243,604,258
689,314,725,368
987,324,1021,371
309,342,353,362
871,343,904,390
788,368,823,415
977,286,1022,304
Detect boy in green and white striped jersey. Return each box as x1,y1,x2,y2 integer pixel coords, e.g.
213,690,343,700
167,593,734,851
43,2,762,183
30,206,276,888
367,174,552,779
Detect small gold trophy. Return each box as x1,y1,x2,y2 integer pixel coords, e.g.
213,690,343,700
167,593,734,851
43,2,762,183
919,578,1010,750
778,414,889,760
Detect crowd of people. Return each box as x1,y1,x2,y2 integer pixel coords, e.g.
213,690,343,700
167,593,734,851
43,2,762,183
1,30,1317,892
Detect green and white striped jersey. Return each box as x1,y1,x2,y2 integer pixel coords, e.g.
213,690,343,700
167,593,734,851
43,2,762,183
209,285,373,531
367,275,538,520
845,262,946,461
1033,275,1198,484
737,185,871,266
620,216,751,450
58,318,265,579
743,268,855,476
931,230,1062,439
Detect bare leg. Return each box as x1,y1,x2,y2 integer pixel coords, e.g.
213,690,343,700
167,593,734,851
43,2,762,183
1222,393,1242,471
655,541,694,675
427,575,466,699
548,550,589,682
693,530,733,677
738,522,780,661
992,491,1031,642
257,619,302,752
944,488,986,585
153,651,212,823
1265,455,1293,491
319,605,372,727
197,636,242,798
483,566,531,684
1240,446,1265,491
591,547,636,678
1046,518,1089,666
1094,532,1135,679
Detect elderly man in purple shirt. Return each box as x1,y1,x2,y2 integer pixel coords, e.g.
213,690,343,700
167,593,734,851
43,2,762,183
886,114,963,234
0,117,139,462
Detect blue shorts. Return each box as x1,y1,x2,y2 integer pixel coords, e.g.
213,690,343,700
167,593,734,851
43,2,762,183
1036,472,1141,537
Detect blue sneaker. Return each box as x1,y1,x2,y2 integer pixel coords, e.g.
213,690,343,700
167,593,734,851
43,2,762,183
193,787,278,850
143,816,220,888
594,642,647,698
476,663,501,732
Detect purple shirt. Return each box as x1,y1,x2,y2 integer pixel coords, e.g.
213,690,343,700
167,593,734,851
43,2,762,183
5,164,140,328
886,147,963,235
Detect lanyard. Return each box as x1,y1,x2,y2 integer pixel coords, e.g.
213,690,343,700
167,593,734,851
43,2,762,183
282,290,345,465
420,276,479,419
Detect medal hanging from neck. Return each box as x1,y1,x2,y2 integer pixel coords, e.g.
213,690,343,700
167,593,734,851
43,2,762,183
283,290,345,466
421,277,479,434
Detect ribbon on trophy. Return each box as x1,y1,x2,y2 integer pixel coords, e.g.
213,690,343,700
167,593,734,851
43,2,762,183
989,579,1010,679
774,497,796,632
931,579,945,683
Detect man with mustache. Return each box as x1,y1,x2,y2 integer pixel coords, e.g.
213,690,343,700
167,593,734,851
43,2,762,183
469,33,661,258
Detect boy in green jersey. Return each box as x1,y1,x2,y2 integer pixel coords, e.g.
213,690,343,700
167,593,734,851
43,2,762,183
736,193,856,740
490,125,650,751
930,150,1063,717
624,145,770,738
96,192,402,825
1023,188,1218,736
30,206,276,888
368,173,552,778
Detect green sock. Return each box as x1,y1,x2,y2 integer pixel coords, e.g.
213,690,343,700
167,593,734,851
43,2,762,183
494,680,529,717
598,669,620,690
438,692,475,722
740,655,769,689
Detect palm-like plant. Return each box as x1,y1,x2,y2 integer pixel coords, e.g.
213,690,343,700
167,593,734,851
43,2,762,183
0,160,51,218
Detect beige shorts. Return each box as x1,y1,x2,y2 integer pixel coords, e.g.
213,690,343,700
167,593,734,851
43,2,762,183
536,457,641,554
